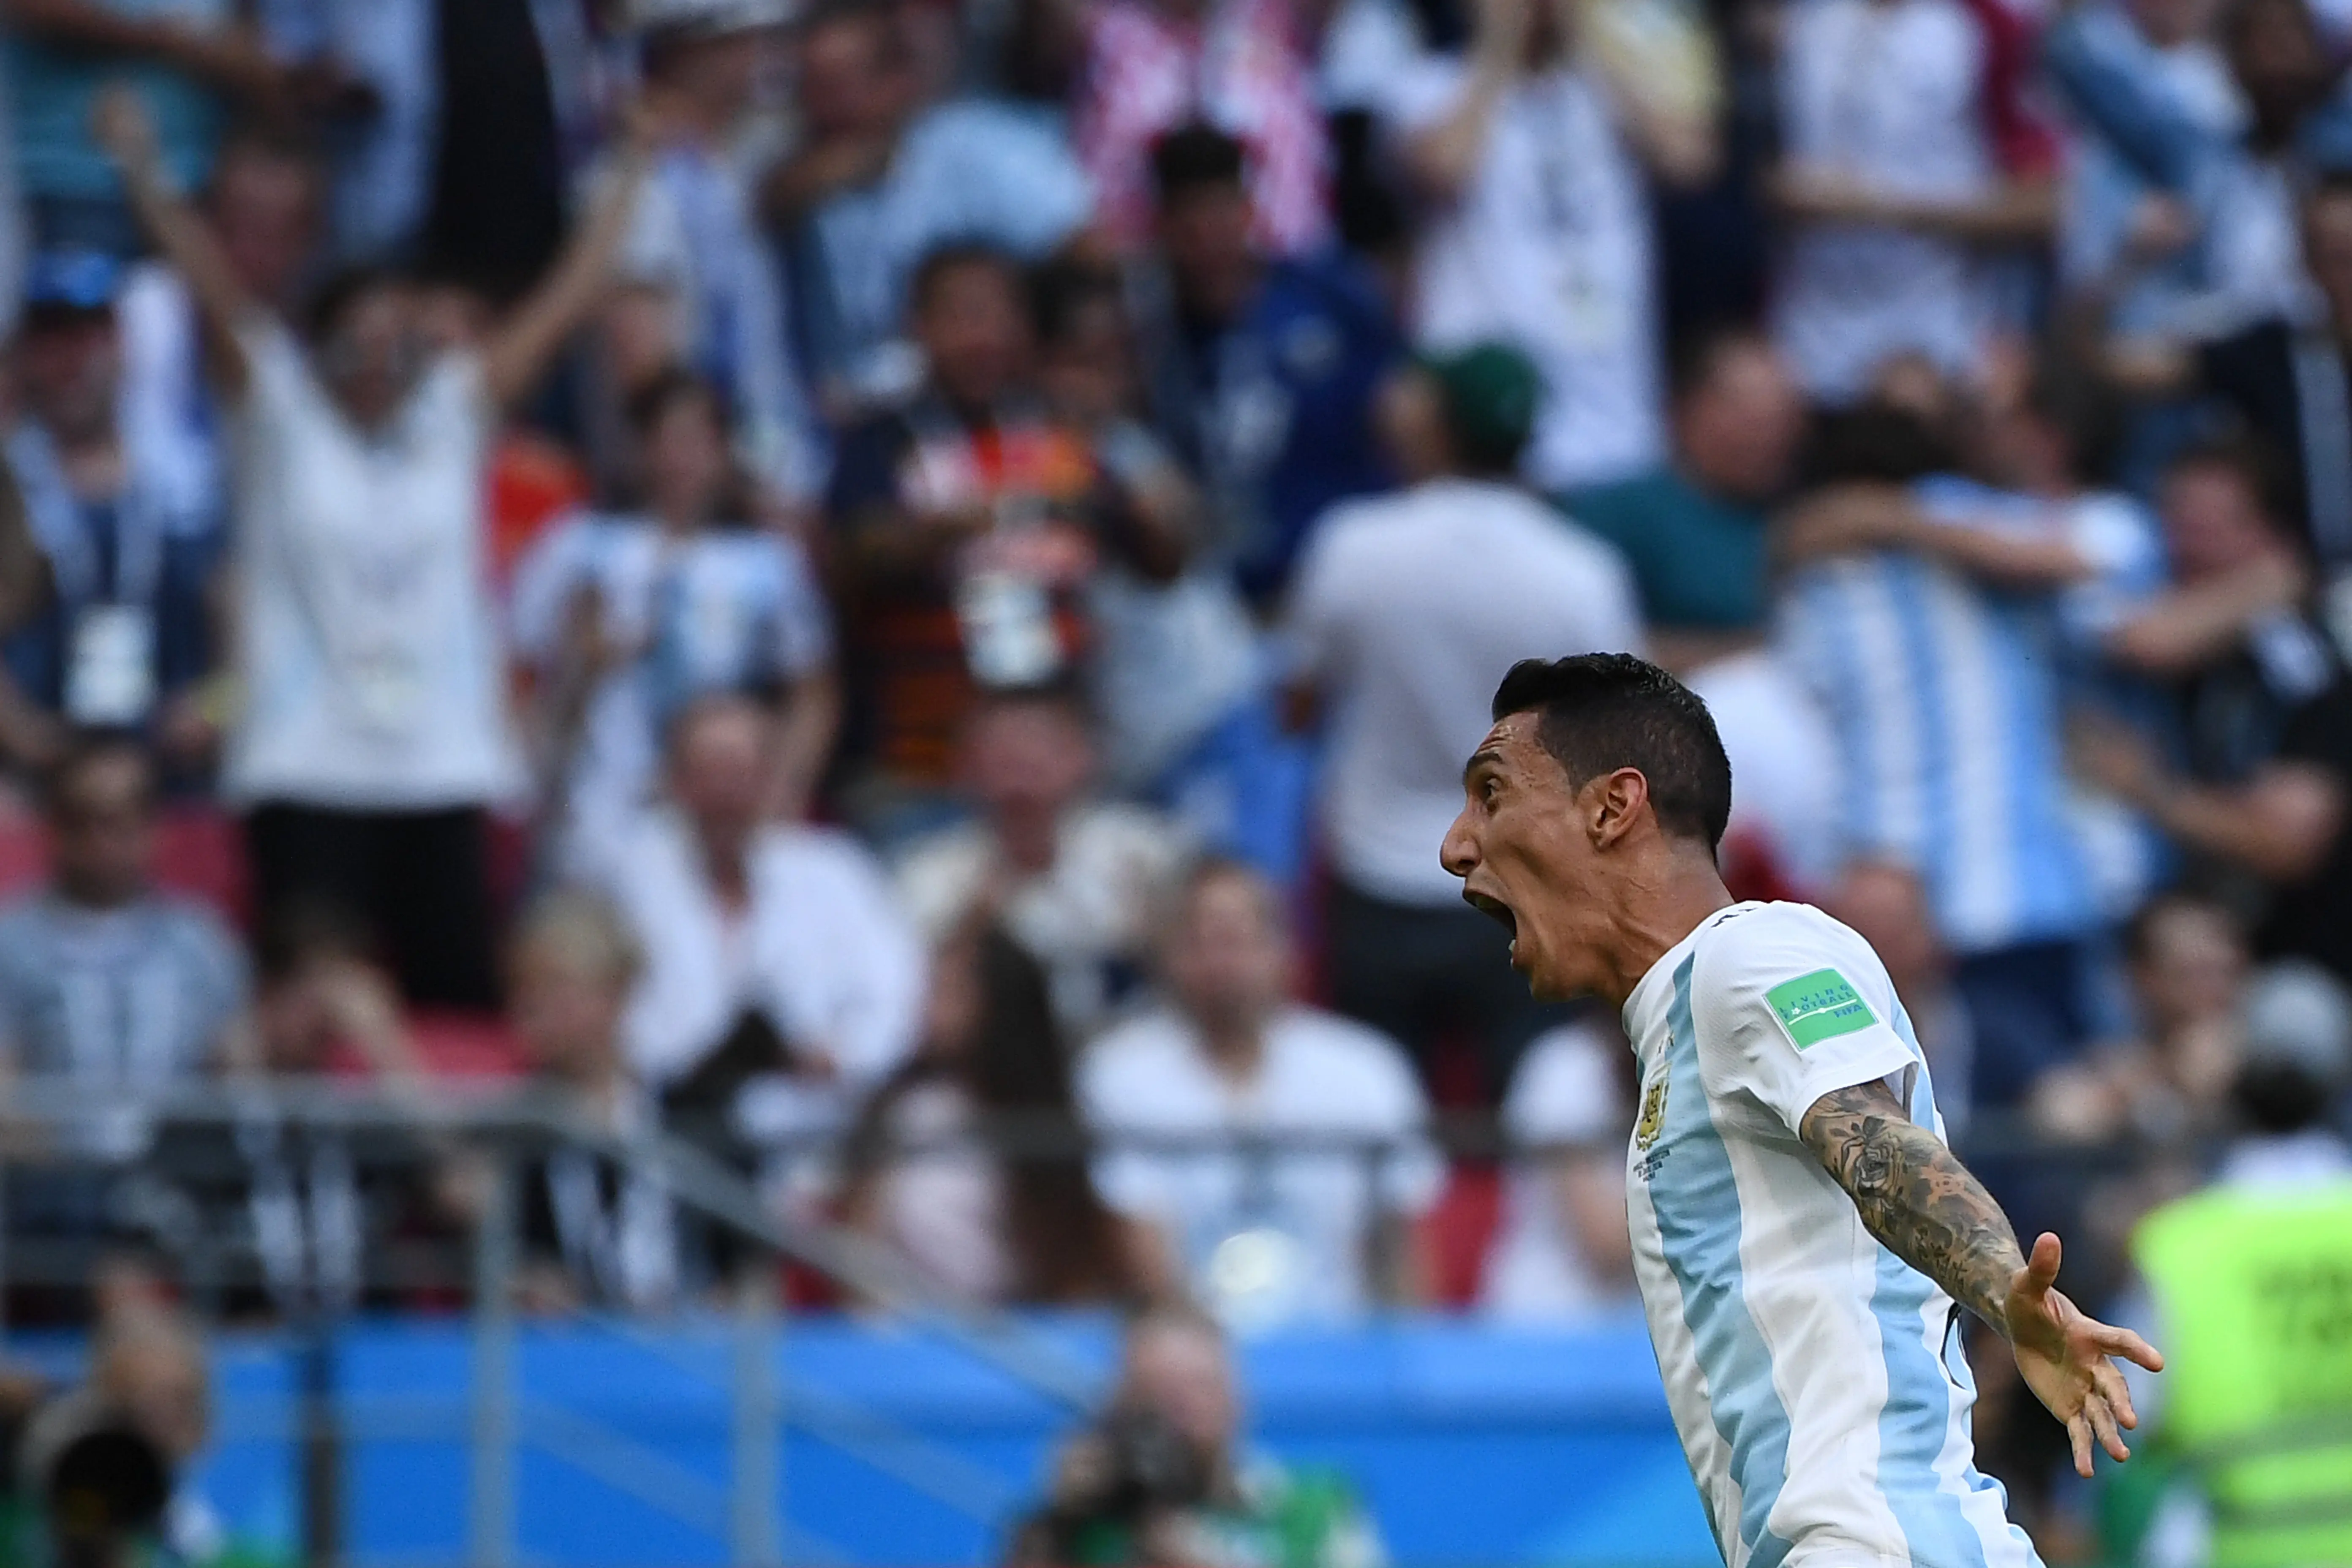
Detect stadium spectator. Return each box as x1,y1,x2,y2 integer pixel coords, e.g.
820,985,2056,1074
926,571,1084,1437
1009,1306,1388,1568
1030,0,1331,258
113,122,326,609
768,0,1094,412
1769,0,2056,402
0,738,246,1085
1824,858,1978,1125
1382,0,1713,493
3,250,221,768
510,368,839,874
88,1301,288,1568
2116,174,2352,570
1558,327,1803,675
895,685,1189,1039
1285,343,1641,1094
1775,397,2155,1108
577,691,925,1170
2075,440,2352,984
1030,259,1290,876
1132,125,1400,609
495,888,683,1314
2114,960,2352,1568
607,0,819,505
827,242,1175,838
840,920,1141,1304
1479,1018,1636,1322
252,0,436,266
0,740,247,1317
2030,890,2247,1148
97,84,657,1010
1078,858,1442,1327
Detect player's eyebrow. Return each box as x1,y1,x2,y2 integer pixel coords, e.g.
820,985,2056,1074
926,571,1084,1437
1462,748,1503,788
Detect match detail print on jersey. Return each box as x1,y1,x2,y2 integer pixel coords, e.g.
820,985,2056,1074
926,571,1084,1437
1764,969,1878,1050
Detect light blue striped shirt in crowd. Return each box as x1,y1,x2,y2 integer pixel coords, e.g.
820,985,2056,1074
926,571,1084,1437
1775,477,2165,955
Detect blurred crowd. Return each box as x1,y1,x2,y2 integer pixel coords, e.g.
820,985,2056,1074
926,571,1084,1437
0,0,2344,1502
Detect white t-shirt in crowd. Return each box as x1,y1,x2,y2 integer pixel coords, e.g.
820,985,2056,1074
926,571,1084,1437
223,320,521,811
866,1078,1017,1304
1481,1021,1636,1322
895,802,1191,1039
1624,901,2035,1568
1286,478,1643,906
577,808,926,1132
1772,0,2000,401
1079,1004,1444,1328
1383,57,1664,489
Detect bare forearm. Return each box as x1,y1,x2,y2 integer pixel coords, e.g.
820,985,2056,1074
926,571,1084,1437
484,147,651,406
1800,1083,2026,1333
1885,179,2057,246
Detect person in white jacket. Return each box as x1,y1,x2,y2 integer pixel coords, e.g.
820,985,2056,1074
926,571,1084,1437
576,690,926,1170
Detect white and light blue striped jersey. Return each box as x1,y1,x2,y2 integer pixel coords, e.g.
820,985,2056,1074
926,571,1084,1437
1775,479,2164,954
1625,901,2039,1568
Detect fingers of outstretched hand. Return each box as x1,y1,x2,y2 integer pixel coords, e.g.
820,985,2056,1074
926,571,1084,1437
2094,1321,2166,1373
2092,1359,2138,1431
2027,1232,2064,1290
2066,1410,2094,1479
2086,1392,2132,1464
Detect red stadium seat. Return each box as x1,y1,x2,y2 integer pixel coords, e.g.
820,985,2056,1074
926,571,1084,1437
1417,1162,1503,1310
406,1011,528,1079
152,804,251,926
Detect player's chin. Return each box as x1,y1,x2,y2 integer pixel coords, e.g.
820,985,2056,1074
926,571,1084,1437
1509,933,1567,1000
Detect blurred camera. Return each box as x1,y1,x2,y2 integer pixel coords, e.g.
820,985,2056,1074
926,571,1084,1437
5,1391,173,1568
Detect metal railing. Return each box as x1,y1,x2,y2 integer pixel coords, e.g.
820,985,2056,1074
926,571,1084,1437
0,1078,2230,1565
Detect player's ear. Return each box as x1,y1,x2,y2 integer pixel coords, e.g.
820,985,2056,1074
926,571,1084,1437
1588,768,1650,849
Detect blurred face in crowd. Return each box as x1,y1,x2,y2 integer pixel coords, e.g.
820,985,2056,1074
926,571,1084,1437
95,1321,210,1465
642,384,734,525
2159,458,2280,582
315,278,426,432
655,28,776,128
1827,862,1945,1004
1162,867,1291,1035
49,747,155,910
1677,338,1805,502
210,139,323,305
797,14,907,142
1038,293,1135,428
1376,368,1450,483
963,696,1094,864
2303,188,2352,330
1159,182,1257,325
18,308,122,445
1119,1315,1238,1464
509,915,634,1086
2127,0,2221,47
2230,0,2331,133
916,258,1031,411
2132,897,2248,1038
668,695,772,859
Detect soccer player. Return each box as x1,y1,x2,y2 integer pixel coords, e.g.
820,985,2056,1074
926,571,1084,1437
1441,653,2162,1566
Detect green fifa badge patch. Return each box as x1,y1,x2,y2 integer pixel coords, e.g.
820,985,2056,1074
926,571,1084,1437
1765,969,1877,1050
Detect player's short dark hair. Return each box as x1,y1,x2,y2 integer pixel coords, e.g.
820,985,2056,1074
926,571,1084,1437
1489,653,1733,852
1152,124,1247,207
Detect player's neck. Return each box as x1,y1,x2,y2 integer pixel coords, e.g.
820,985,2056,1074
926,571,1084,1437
1597,856,1735,1010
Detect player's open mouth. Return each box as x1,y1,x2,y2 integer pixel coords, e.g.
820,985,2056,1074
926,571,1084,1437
1466,891,1517,950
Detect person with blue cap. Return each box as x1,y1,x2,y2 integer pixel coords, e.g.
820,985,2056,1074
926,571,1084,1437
0,244,222,772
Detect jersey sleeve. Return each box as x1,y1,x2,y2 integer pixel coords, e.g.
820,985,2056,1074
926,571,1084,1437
1691,910,1919,1136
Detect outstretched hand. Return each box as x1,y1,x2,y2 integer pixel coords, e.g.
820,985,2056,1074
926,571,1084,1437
2004,1233,2164,1477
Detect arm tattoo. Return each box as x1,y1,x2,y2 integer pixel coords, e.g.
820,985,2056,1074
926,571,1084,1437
1798,1081,2027,1334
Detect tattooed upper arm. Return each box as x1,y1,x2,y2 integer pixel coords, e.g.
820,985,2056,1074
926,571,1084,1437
1798,1080,2026,1334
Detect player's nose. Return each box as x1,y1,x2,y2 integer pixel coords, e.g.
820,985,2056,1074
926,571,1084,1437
1440,811,1479,879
